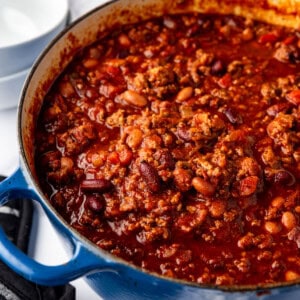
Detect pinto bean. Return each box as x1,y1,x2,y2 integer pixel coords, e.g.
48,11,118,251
271,196,285,208
281,211,297,230
285,270,300,281
139,161,161,192
192,177,216,196
264,221,282,234
59,81,75,98
163,16,177,29
118,33,131,47
83,58,99,69
175,87,194,102
121,90,148,107
81,179,113,193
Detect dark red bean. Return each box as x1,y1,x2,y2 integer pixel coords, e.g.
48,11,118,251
139,161,161,192
266,103,291,117
80,179,113,192
154,149,175,170
86,194,104,212
211,60,226,76
223,107,243,124
274,169,295,186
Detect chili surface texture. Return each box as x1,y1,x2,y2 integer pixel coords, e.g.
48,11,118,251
35,13,300,286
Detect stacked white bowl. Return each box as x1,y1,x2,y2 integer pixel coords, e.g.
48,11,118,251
0,0,69,110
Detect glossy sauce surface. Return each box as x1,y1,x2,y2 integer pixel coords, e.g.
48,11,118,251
35,13,300,286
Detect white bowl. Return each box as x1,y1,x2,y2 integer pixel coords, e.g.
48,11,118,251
0,67,31,110
0,0,69,77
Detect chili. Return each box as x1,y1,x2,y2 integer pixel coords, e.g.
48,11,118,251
35,13,300,286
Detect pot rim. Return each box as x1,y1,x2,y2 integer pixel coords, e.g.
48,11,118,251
17,0,300,293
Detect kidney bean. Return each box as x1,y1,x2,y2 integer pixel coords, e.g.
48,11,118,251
81,179,113,193
274,169,295,186
211,59,226,76
266,103,291,117
86,194,104,212
139,161,161,192
192,177,216,196
222,107,243,124
154,149,175,170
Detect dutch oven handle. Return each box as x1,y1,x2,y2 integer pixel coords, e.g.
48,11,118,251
0,168,108,286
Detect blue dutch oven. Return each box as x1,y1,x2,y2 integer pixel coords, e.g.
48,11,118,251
1,0,300,299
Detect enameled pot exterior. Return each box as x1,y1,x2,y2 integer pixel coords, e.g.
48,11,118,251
1,0,300,299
